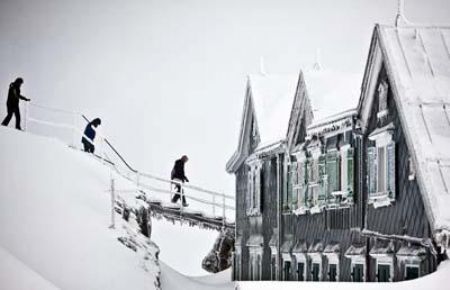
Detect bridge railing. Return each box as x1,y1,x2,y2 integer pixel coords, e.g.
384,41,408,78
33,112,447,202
22,102,235,223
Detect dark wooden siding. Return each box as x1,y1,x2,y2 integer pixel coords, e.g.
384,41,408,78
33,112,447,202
234,165,249,280
364,69,431,240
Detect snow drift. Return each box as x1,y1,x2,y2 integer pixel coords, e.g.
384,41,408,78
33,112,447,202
0,127,159,290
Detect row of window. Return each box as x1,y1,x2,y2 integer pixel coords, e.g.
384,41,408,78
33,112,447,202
237,251,420,282
246,133,396,215
285,146,355,212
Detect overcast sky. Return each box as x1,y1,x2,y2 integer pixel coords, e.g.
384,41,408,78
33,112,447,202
1,0,449,274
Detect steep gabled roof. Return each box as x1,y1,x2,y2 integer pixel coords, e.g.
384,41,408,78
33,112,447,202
249,74,300,148
226,73,299,173
360,24,450,238
286,69,361,149
304,68,361,123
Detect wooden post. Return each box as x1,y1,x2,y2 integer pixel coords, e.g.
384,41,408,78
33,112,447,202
24,102,29,132
109,178,116,229
72,112,76,149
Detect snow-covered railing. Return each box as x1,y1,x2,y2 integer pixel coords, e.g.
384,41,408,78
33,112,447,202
22,102,235,226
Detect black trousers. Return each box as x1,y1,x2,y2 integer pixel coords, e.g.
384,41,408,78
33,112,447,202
2,105,21,129
82,139,95,153
171,183,187,204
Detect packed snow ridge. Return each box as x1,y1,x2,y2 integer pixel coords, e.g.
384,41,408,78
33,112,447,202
0,127,233,290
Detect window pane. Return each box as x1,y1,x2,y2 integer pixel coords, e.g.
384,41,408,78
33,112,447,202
312,263,320,281
353,264,363,282
284,261,291,281
329,264,337,281
326,152,340,194
378,264,390,282
297,263,305,281
368,147,378,194
405,266,419,280
378,147,386,192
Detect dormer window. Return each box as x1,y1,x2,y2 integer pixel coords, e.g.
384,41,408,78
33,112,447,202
367,123,396,208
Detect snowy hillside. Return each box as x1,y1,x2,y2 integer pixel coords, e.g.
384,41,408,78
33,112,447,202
0,127,160,290
0,126,234,290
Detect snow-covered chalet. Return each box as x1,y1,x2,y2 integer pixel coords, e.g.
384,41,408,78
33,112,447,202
226,23,450,282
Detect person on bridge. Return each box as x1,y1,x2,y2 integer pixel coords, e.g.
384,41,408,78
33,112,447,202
81,118,101,153
1,77,31,130
171,155,189,207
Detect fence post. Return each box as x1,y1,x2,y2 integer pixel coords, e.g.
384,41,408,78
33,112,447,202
24,102,29,132
72,113,76,148
212,194,216,217
222,194,226,224
109,177,116,229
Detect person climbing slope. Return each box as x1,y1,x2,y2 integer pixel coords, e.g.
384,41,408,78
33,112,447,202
170,155,189,207
81,118,101,153
1,77,31,130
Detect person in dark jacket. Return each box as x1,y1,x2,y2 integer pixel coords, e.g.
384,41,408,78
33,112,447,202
171,155,189,207
81,118,101,153
1,78,30,130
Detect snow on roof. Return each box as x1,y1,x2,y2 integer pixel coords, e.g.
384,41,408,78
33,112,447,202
248,73,299,148
303,68,361,124
378,25,450,233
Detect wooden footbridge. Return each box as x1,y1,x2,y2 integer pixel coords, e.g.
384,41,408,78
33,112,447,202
25,103,236,232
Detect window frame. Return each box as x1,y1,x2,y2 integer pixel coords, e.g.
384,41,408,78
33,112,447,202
293,253,307,282
246,160,262,216
351,261,365,282
282,257,293,281
368,125,396,208
404,263,420,281
325,254,340,282
375,257,394,282
346,253,366,282
308,254,323,281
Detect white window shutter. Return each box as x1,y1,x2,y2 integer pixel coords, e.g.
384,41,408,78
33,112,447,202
387,143,396,199
326,152,339,196
318,155,327,202
367,147,378,195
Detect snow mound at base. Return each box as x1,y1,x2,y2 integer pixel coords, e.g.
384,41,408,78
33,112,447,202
160,262,232,290
238,261,450,290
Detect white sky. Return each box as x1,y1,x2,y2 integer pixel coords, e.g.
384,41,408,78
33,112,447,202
1,0,449,201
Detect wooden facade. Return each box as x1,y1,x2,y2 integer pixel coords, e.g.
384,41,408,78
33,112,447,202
227,24,449,282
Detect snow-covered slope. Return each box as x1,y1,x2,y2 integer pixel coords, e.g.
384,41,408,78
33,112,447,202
0,126,235,290
0,246,58,290
0,127,159,290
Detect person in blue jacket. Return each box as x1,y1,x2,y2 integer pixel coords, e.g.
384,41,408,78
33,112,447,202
1,77,30,130
81,118,101,153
